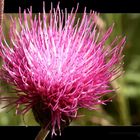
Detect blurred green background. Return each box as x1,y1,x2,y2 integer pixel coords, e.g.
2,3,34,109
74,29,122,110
0,13,140,126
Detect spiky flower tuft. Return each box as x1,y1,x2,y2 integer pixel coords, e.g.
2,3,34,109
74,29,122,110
0,5,125,135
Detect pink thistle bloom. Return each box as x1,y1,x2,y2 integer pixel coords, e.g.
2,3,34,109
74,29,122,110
0,5,125,135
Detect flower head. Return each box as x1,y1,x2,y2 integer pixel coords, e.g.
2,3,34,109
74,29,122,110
0,5,125,135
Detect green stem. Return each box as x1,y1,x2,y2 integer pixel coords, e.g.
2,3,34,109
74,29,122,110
112,80,131,125
35,127,50,140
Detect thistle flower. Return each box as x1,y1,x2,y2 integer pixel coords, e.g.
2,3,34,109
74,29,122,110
0,5,125,136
